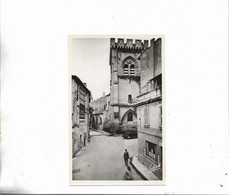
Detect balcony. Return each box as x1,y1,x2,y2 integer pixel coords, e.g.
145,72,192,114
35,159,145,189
135,87,162,105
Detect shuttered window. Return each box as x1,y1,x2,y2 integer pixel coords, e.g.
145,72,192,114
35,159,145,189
79,86,86,119
130,64,135,75
144,106,149,127
124,64,128,75
159,106,162,128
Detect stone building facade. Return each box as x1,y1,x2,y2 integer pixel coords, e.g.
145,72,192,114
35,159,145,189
109,37,163,178
72,75,91,157
134,38,162,178
109,38,149,131
91,38,162,178
90,93,110,130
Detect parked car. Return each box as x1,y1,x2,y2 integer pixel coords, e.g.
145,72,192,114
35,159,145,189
116,129,125,134
122,131,138,139
108,132,115,136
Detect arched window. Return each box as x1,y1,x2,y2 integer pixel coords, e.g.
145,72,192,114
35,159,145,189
130,64,135,75
124,64,128,75
122,57,136,75
128,112,133,121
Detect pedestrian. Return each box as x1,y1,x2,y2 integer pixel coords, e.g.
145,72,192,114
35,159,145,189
123,149,129,167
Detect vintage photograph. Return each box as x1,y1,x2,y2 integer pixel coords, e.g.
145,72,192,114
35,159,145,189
69,36,164,184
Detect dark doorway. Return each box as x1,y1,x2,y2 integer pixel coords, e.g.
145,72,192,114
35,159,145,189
84,133,86,146
127,112,133,121
79,135,82,147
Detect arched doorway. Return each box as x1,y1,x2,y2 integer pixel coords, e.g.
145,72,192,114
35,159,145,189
127,112,133,121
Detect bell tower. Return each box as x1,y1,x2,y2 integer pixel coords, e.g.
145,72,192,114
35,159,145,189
109,38,148,131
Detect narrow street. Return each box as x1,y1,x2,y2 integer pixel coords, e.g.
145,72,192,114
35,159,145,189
72,130,143,180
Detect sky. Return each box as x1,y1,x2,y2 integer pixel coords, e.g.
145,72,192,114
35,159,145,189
71,38,110,100
70,36,156,100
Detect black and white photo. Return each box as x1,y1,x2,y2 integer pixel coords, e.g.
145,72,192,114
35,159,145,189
69,36,165,184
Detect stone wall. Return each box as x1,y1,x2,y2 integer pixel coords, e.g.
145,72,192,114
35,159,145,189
109,38,148,130
91,94,109,114
90,94,111,130
118,78,140,104
138,129,162,168
154,38,162,77
137,101,162,129
72,76,91,157
139,38,162,94
72,122,88,156
72,78,79,127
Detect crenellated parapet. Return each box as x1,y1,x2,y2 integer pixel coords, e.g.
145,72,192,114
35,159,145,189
110,38,149,50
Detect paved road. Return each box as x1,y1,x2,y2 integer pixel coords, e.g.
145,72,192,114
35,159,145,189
72,131,143,180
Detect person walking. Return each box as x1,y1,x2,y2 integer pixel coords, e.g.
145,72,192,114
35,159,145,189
123,149,129,167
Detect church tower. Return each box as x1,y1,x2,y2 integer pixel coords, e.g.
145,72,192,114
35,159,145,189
109,38,149,131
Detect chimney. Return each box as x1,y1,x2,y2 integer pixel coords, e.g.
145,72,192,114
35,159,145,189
83,83,87,87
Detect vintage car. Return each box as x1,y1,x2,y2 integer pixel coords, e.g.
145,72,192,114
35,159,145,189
122,131,138,139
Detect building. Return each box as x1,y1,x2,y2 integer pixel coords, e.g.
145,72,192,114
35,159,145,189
109,38,149,131
90,93,110,130
135,38,162,179
72,75,92,157
109,37,163,178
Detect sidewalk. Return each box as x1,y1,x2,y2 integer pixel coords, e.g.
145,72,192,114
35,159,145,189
90,130,103,136
96,129,111,136
130,155,160,180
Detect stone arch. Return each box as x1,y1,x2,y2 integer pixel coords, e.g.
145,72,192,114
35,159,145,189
127,112,133,121
122,56,137,67
121,109,137,123
92,116,96,129
130,64,135,75
122,56,137,75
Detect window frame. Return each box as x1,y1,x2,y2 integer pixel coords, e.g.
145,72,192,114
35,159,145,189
127,112,133,122
128,94,132,103
146,141,157,160
130,64,135,75
144,105,150,128
159,105,162,129
124,64,129,75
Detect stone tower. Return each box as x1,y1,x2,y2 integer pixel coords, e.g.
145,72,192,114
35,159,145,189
109,38,149,131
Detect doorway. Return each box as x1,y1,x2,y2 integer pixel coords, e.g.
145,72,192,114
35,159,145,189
80,135,82,147
84,133,86,146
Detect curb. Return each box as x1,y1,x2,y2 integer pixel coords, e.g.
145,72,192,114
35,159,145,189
129,157,148,180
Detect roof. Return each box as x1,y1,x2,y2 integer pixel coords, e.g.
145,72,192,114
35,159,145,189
72,75,91,95
149,73,162,82
91,93,110,103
